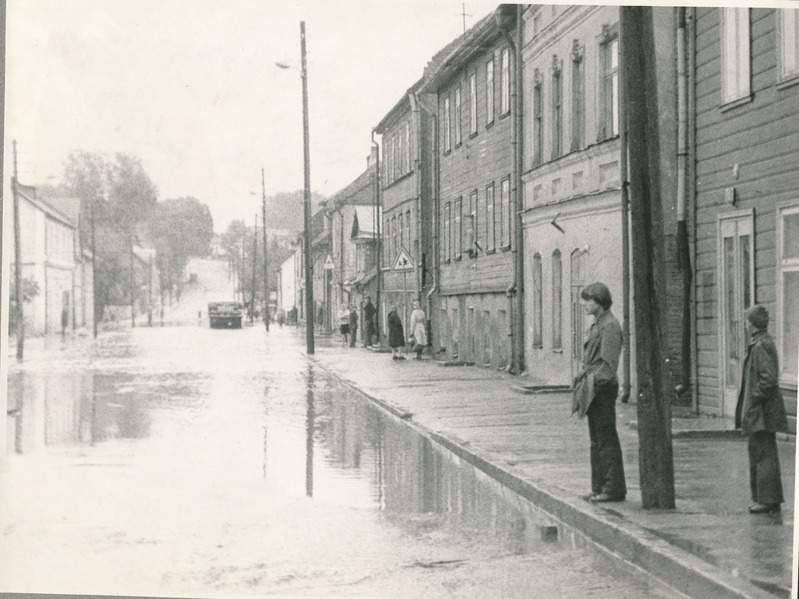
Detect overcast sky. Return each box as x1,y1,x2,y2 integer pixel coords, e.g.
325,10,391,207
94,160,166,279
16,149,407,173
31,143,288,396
5,0,501,231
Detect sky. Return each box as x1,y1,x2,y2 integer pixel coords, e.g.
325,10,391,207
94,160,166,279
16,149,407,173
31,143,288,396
4,0,499,232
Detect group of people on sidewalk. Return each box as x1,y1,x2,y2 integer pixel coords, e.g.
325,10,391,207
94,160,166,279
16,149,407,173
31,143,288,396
574,282,788,514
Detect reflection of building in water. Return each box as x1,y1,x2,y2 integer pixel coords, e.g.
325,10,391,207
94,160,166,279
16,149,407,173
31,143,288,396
5,371,150,455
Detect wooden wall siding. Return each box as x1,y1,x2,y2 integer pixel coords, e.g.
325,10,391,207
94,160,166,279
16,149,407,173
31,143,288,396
694,6,799,421
436,37,515,297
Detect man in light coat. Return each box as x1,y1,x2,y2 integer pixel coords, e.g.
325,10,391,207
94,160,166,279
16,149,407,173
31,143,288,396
735,304,789,514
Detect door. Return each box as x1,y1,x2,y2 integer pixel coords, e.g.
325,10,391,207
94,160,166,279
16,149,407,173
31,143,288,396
719,213,754,417
570,249,586,382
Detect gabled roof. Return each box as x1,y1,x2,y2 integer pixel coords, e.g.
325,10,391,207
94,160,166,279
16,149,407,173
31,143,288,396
351,206,381,240
17,184,76,228
328,164,375,208
374,78,424,134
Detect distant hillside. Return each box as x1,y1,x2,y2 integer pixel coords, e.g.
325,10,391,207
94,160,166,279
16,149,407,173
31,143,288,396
267,190,326,232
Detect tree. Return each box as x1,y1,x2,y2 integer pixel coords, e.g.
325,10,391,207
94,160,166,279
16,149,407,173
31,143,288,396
8,277,39,334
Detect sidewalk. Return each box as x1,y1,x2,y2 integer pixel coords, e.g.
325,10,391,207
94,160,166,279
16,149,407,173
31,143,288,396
309,336,795,599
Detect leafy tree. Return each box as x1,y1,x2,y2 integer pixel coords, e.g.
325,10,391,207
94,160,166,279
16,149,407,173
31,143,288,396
8,277,40,333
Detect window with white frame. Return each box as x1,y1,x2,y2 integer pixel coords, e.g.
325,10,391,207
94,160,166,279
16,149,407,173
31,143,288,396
779,205,799,384
485,183,495,251
468,190,477,255
444,202,451,261
533,253,543,348
486,58,495,124
404,122,411,172
454,197,462,258
454,85,462,145
779,9,799,81
443,96,451,152
600,30,619,139
501,176,511,248
501,48,510,114
721,8,750,103
533,72,543,166
469,73,477,134
552,59,562,159
552,249,562,349
571,42,584,151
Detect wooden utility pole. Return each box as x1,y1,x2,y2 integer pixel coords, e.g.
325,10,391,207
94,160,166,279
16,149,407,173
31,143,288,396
91,199,98,338
12,140,24,359
268,168,269,332
251,214,257,324
130,234,136,328
620,6,675,509
148,253,153,327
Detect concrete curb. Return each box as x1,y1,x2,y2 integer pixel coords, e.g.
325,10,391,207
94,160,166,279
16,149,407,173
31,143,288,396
312,354,783,599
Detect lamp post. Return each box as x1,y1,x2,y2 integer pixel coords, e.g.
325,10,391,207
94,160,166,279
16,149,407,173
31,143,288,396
277,20,314,354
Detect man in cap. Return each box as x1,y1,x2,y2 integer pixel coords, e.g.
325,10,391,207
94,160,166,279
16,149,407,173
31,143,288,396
735,304,789,514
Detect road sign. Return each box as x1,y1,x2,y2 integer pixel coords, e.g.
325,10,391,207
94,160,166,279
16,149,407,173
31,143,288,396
392,248,414,272
324,255,335,270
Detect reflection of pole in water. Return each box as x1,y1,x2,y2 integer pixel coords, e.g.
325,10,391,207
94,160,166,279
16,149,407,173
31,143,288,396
305,364,315,497
262,424,268,480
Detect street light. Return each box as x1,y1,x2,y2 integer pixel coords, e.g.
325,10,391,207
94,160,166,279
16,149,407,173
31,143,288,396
276,21,314,354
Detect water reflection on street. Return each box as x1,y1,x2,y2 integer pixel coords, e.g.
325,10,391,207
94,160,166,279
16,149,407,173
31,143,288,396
2,326,671,598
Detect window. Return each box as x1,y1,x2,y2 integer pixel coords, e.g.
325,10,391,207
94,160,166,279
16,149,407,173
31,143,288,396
406,210,411,250
384,218,390,264
778,9,799,81
571,44,585,151
485,183,495,251
392,215,398,260
552,250,562,349
454,86,462,145
468,190,478,255
443,202,451,261
397,131,404,178
486,58,495,124
500,177,511,248
533,73,543,166
404,122,411,172
398,212,404,252
533,253,543,348
469,73,477,134
600,32,619,139
721,8,750,103
552,61,562,159
443,97,451,152
454,197,463,258
500,48,510,114
779,206,799,383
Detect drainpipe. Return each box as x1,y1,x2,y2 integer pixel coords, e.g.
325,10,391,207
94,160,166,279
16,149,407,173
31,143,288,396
333,205,345,318
409,91,423,302
371,128,382,342
687,8,699,413
498,5,524,374
619,7,631,403
421,96,440,346
675,7,693,401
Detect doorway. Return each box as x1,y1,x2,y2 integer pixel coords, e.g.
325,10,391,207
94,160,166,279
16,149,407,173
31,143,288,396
570,249,587,381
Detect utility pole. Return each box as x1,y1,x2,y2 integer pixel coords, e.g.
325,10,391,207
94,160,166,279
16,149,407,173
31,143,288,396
130,233,135,328
241,228,246,305
12,140,24,359
301,20,315,354
148,253,153,326
262,168,270,330
91,199,97,338
251,214,257,324
620,6,675,509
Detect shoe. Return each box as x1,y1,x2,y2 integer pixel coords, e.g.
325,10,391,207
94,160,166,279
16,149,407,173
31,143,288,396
589,493,625,503
398,355,406,360
749,503,780,514
392,356,398,360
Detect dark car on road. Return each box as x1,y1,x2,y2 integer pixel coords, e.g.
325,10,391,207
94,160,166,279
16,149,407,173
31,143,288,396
208,302,243,329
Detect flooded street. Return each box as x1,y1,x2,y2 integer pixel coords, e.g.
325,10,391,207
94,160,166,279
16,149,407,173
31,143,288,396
3,317,672,598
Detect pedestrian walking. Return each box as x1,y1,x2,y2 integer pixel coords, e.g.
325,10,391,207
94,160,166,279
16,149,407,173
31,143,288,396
338,305,350,346
363,296,376,347
348,304,358,348
735,304,789,514
409,300,427,360
387,305,405,360
61,305,69,337
575,282,626,503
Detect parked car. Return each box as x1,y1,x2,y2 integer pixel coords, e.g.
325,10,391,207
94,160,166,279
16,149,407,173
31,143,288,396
208,302,243,329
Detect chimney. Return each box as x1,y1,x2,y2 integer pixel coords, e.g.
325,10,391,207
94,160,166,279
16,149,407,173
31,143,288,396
367,145,378,169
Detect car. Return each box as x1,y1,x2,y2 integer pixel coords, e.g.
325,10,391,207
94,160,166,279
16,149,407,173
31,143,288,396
208,302,243,329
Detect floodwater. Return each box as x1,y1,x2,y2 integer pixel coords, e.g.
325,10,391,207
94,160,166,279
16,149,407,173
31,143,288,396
2,323,674,598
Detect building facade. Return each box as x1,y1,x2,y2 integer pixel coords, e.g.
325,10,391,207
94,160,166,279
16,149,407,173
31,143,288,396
692,6,799,428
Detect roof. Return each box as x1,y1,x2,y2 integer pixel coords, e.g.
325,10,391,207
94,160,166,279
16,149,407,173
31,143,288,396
351,206,381,240
17,184,76,228
419,5,516,94
374,78,424,134
328,164,376,208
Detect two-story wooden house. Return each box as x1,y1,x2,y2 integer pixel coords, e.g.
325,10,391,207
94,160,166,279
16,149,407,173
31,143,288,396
421,8,519,369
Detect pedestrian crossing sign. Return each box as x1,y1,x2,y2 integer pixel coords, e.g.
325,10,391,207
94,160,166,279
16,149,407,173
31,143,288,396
392,248,414,272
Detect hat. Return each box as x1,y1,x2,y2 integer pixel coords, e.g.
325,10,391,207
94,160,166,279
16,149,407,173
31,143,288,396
746,305,769,330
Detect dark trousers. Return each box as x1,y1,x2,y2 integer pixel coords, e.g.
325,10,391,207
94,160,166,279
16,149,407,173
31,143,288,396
364,321,374,346
748,431,784,505
587,383,626,497
349,326,357,347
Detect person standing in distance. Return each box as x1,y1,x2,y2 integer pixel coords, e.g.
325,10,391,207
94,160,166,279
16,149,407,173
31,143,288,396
363,296,376,348
735,304,789,514
580,282,626,503
409,300,427,360
387,306,405,360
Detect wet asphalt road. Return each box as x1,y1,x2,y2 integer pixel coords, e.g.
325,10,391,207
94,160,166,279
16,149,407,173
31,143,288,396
1,264,676,599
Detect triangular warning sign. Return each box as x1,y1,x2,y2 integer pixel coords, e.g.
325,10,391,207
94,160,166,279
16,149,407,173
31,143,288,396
392,247,414,272
324,255,335,270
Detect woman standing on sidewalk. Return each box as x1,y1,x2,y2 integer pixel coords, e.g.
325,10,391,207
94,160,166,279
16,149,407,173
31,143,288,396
387,306,405,360
735,305,789,514
579,282,626,503
409,301,427,360
338,305,350,346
